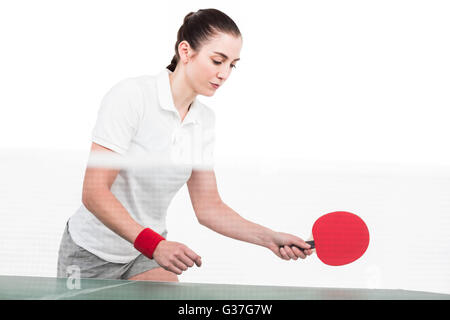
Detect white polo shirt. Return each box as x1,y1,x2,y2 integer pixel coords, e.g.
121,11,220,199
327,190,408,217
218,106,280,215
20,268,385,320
68,68,215,263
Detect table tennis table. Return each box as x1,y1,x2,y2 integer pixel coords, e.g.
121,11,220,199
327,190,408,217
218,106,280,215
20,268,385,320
0,275,449,300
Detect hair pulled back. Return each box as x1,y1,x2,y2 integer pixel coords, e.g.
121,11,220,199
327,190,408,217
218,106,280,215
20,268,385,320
167,9,241,72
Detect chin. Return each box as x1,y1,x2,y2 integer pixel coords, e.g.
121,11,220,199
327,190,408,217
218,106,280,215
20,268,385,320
195,83,217,97
200,89,216,97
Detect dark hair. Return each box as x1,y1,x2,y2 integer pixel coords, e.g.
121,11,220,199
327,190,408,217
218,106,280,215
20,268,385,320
166,9,241,72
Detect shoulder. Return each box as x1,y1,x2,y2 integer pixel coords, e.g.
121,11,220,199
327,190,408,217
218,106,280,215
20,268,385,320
100,75,157,117
98,76,157,121
105,75,155,97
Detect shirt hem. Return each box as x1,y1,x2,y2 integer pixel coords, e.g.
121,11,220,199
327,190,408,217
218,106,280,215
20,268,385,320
68,220,140,264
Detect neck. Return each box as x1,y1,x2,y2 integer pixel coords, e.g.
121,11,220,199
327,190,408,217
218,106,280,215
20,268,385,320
168,67,197,116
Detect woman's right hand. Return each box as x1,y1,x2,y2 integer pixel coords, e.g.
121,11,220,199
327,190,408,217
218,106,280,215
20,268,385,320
152,240,202,275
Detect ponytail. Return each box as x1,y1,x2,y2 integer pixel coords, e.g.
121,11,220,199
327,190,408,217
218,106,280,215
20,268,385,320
167,9,241,72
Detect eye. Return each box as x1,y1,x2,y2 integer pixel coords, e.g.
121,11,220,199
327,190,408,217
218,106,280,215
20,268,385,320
212,59,237,69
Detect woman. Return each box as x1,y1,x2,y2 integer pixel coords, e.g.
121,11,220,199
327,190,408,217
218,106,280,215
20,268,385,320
57,8,312,282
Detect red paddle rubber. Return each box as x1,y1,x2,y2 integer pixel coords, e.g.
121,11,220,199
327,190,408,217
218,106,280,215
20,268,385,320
286,211,369,266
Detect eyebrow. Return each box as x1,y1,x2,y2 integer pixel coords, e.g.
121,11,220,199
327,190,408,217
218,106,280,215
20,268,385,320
213,51,240,62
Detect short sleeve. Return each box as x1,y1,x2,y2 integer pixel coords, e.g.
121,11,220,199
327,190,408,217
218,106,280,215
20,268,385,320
92,79,144,154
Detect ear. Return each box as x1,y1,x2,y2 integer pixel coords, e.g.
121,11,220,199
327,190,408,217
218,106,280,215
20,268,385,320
177,40,193,64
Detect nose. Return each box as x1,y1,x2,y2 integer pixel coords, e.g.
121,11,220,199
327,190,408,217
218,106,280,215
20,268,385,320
217,65,231,82
216,71,226,82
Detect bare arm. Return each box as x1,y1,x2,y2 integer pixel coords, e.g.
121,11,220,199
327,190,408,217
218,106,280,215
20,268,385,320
81,142,145,243
199,199,277,248
187,170,312,260
82,142,201,274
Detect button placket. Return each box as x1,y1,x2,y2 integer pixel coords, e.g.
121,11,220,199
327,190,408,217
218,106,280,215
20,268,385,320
171,124,185,163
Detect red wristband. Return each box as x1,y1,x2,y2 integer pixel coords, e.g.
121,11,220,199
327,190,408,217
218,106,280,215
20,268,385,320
133,228,165,259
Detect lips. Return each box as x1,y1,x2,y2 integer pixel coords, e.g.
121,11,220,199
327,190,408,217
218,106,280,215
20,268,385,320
210,82,220,89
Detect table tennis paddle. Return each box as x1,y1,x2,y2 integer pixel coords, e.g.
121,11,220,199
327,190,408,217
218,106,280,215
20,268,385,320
290,211,370,266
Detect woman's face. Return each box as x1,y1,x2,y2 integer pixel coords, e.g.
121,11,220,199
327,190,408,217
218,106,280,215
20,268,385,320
182,32,242,97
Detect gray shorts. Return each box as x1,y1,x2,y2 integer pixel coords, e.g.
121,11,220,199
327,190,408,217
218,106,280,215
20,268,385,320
57,221,166,280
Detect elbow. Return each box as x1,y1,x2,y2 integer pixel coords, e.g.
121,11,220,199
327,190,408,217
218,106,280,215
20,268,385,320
195,200,223,226
81,177,111,211
82,190,93,211
197,216,211,228
194,207,211,226
195,211,207,226
82,188,104,212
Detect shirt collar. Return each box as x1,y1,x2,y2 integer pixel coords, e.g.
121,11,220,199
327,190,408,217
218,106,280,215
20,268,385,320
156,68,201,126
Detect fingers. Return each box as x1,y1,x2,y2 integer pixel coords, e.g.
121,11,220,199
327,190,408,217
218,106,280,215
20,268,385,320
184,248,202,267
280,245,306,260
293,240,312,250
156,242,202,275
175,251,202,271
168,265,183,275
291,238,314,257
276,233,315,261
279,246,289,260
171,259,189,274
291,245,307,259
292,246,314,256
171,249,201,273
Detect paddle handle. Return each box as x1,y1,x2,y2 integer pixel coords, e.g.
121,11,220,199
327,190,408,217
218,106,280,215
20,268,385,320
305,240,315,249
281,240,315,251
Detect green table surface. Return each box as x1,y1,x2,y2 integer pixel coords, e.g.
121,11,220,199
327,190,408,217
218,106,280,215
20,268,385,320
0,275,449,300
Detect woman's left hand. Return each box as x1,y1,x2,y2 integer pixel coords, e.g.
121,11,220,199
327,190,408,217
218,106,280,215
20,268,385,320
267,232,314,260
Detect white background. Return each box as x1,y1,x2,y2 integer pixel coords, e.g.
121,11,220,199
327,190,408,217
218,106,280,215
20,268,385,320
1,0,450,295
